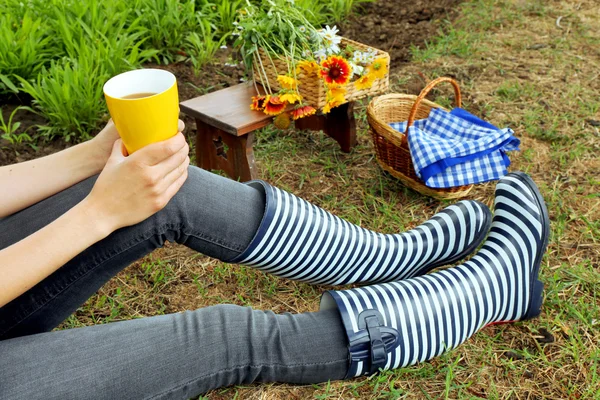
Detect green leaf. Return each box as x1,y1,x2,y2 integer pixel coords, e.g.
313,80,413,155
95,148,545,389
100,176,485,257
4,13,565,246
0,74,19,93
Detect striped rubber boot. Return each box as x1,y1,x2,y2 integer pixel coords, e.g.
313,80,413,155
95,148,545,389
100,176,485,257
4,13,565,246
229,180,492,285
320,172,550,376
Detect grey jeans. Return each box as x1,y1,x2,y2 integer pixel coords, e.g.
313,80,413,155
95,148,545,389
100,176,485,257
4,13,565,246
0,166,348,399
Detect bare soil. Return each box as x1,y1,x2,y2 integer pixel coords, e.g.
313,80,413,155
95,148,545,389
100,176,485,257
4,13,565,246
341,0,462,64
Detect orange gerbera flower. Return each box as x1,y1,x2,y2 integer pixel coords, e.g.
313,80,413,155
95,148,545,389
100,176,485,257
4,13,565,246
320,56,351,85
277,75,298,90
296,60,320,76
250,95,266,111
368,57,388,79
354,73,375,90
291,105,317,120
263,95,286,115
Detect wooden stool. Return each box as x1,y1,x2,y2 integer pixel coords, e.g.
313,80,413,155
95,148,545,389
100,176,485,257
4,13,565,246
180,82,357,182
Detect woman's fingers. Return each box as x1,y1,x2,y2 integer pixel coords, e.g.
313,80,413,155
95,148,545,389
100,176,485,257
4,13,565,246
153,140,190,180
160,156,190,193
162,165,189,205
131,132,187,166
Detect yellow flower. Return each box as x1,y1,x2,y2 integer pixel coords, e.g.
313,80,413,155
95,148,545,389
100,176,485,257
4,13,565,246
296,60,320,76
279,92,303,104
354,73,375,90
322,86,346,114
277,75,298,90
368,57,388,79
327,86,346,104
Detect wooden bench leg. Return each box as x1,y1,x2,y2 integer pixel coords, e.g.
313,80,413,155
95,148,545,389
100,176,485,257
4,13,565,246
324,102,357,153
295,101,357,153
195,119,257,182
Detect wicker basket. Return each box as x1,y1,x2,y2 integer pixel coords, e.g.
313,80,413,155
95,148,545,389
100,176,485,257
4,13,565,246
367,77,474,200
253,37,390,109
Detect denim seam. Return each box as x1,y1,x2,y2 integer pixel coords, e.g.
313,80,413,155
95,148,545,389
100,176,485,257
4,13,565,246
180,227,246,253
145,358,349,399
0,224,178,338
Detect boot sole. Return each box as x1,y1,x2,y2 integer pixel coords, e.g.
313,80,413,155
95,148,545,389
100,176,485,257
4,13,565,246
512,172,550,321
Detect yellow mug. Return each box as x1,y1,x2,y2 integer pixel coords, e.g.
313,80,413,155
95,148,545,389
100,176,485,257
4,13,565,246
103,69,179,154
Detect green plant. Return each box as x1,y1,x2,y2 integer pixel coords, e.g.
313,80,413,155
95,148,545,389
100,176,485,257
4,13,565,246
325,0,375,24
18,0,156,142
130,0,202,64
19,58,108,142
0,106,33,145
0,12,53,93
187,16,229,73
213,0,245,35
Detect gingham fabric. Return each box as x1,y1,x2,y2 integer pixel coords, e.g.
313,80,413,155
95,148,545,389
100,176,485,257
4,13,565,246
390,108,520,188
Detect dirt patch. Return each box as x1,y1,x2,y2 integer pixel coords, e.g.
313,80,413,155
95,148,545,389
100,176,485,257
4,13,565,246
0,103,65,165
146,47,244,103
341,0,463,66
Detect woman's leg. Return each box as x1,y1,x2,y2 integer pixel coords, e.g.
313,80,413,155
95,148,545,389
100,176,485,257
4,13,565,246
0,166,266,340
0,163,491,340
0,306,348,400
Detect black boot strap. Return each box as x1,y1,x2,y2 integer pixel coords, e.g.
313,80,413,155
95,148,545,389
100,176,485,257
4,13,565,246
347,309,400,375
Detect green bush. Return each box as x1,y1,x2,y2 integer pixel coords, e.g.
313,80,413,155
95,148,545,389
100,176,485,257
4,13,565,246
18,2,157,142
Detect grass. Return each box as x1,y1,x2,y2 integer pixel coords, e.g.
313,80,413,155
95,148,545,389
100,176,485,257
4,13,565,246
44,0,600,398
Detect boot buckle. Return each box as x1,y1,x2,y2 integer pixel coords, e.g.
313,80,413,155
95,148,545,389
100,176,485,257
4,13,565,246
347,309,400,375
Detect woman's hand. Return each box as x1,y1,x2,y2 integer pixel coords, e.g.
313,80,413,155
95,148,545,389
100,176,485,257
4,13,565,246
83,123,190,234
90,120,121,168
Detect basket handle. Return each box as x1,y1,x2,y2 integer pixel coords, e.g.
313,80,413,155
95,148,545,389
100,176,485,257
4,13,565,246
404,77,462,138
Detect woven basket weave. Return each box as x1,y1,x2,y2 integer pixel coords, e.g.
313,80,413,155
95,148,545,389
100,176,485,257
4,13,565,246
367,77,473,200
253,37,390,109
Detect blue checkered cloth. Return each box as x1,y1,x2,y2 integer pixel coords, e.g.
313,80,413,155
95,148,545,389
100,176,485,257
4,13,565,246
390,108,520,188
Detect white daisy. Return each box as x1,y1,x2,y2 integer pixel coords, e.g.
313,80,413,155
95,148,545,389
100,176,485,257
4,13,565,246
320,25,340,41
298,25,306,33
326,42,340,55
351,63,364,76
314,48,327,62
352,51,364,64
363,49,378,64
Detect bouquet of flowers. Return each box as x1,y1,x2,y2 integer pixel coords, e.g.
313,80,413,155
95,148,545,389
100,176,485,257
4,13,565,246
234,0,389,126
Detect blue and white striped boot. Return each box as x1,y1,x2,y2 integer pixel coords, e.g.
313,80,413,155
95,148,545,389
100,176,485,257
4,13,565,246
229,181,492,285
320,172,550,376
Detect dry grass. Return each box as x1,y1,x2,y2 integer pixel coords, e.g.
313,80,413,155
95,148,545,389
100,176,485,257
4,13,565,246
60,0,600,398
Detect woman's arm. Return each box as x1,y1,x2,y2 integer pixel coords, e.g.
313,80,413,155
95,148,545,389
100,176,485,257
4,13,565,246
0,131,189,308
0,122,119,218
0,198,111,308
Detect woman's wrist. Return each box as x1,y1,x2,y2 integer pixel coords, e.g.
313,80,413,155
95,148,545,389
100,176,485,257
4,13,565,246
76,195,118,239
79,140,110,175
